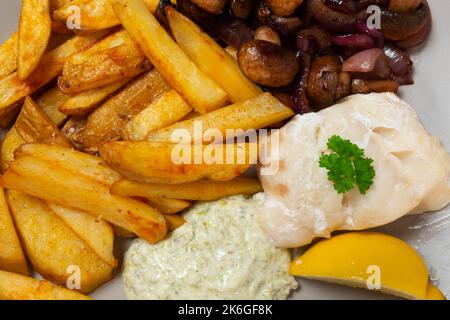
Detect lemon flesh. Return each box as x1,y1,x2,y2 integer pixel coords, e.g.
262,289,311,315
289,231,443,300
426,284,446,300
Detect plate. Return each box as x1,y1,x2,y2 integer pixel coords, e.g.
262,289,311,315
1,1,449,300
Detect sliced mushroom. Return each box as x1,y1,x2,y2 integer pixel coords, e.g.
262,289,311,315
238,40,300,87
190,0,228,14
267,0,304,17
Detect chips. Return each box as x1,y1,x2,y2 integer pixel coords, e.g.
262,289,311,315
18,0,51,80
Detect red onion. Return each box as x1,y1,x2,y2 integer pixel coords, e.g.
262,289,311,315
383,44,414,84
342,48,390,79
356,22,385,48
331,34,375,49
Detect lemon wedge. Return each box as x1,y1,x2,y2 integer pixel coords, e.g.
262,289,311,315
290,231,445,300
426,284,446,300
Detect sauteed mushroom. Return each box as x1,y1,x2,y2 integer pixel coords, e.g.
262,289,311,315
257,1,303,35
255,26,281,45
190,0,227,14
238,40,300,87
267,0,304,17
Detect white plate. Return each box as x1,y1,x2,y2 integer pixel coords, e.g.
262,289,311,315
1,1,449,300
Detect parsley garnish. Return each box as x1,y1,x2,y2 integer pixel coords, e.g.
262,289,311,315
319,135,375,195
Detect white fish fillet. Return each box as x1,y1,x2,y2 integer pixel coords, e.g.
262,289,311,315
257,93,450,248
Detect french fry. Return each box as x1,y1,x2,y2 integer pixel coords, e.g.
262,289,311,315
113,226,136,238
166,7,262,103
53,0,160,30
0,187,29,275
18,0,52,80
148,93,295,143
123,90,193,141
0,270,91,300
112,0,229,114
15,143,122,186
0,32,108,115
99,141,257,184
0,103,21,129
15,97,72,147
112,177,262,201
83,69,171,152
50,0,73,11
165,214,186,232
47,203,116,268
1,156,167,243
35,87,70,127
6,190,113,293
59,79,131,117
145,197,192,215
59,30,151,94
1,128,25,172
61,118,87,150
0,32,18,79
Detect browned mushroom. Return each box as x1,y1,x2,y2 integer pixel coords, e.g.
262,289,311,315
351,79,399,94
389,0,422,13
307,0,360,33
257,1,303,35
381,0,431,45
238,40,300,87
297,27,331,53
230,0,256,19
190,0,227,14
255,26,281,45
267,0,304,17
307,55,350,108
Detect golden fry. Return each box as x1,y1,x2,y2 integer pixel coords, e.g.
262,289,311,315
0,187,28,275
59,30,151,94
1,156,167,243
165,214,186,232
18,0,52,80
0,32,18,79
123,90,193,141
15,143,122,186
15,97,71,147
167,7,262,103
148,93,295,143
47,203,116,268
112,177,263,201
6,190,113,293
83,69,171,152
59,79,130,117
145,197,192,215
99,141,257,184
36,87,70,127
0,270,91,300
53,0,160,30
112,0,229,114
1,128,25,172
0,32,108,115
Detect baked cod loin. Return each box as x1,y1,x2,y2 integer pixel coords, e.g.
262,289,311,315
257,93,450,248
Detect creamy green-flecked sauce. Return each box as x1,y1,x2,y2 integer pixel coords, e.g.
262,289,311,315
123,195,298,300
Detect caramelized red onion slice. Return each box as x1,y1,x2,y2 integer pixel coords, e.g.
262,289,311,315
331,34,375,49
383,44,414,84
342,48,382,73
356,22,385,48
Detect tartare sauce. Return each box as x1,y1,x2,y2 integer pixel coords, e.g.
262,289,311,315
123,195,298,300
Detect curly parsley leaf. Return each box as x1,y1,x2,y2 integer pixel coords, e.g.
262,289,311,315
319,135,375,195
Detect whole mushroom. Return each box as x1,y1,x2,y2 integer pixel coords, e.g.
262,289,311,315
238,40,300,87
190,0,227,14
267,0,304,17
